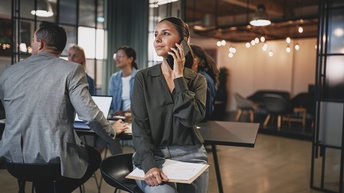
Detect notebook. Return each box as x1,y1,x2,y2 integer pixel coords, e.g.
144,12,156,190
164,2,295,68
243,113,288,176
73,95,113,130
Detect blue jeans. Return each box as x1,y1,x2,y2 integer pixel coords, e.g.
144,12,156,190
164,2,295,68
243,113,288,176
134,144,208,193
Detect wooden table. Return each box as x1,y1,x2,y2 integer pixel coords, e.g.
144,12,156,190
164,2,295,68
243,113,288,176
197,121,260,193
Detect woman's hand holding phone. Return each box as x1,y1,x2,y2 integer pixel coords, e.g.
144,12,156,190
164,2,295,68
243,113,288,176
166,39,190,78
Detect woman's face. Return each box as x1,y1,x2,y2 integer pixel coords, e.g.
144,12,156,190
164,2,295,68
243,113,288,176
153,21,181,58
68,48,85,67
115,49,132,68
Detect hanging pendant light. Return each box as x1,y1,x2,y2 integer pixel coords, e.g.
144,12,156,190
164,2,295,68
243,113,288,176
250,4,271,27
31,0,54,17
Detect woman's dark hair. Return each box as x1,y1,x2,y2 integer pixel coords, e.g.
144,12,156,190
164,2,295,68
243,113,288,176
117,46,138,70
158,17,193,68
159,17,190,40
36,21,67,54
190,45,220,86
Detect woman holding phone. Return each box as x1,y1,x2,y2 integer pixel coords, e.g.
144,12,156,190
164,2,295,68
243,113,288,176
131,17,208,193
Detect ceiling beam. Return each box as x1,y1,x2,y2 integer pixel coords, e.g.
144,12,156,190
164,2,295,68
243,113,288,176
221,0,284,17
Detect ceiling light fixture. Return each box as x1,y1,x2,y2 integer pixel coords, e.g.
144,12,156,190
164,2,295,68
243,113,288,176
295,43,300,50
286,37,291,43
250,4,271,27
260,36,265,42
298,26,304,33
150,0,178,7
216,40,226,47
286,45,291,53
31,0,54,17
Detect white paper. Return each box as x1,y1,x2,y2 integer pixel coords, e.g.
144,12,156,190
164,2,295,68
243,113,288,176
127,159,208,182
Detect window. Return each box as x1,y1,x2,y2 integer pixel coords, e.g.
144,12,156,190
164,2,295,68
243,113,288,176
0,0,107,93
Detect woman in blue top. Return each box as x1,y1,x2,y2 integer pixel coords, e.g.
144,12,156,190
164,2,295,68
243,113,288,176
190,45,219,121
108,46,138,116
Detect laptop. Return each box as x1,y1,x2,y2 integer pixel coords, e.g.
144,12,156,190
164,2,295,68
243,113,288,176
73,95,113,130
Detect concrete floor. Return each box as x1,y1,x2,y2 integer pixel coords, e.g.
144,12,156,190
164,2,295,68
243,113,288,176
0,133,323,193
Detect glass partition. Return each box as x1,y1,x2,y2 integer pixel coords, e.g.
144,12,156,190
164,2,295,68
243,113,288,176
59,0,77,25
148,0,182,67
1,0,107,92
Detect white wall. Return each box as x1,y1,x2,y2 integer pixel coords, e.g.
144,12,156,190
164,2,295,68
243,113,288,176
191,37,317,112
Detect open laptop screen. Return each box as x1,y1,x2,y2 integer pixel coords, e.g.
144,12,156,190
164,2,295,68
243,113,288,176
74,95,112,129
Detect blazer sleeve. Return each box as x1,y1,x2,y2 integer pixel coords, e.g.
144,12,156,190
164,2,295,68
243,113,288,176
68,65,116,144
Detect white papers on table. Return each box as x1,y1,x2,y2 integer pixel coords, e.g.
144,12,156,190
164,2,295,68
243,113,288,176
126,159,209,184
125,123,132,133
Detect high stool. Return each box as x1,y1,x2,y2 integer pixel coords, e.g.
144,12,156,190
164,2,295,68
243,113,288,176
100,153,143,193
6,162,61,193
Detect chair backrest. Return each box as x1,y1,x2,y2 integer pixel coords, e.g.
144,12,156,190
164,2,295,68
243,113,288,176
263,94,294,114
291,92,315,112
233,92,256,110
100,153,143,193
6,162,61,182
248,90,290,104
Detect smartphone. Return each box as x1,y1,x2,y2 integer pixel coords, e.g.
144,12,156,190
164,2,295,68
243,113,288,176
166,39,190,70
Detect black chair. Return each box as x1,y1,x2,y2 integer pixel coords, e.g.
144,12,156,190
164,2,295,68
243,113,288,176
6,162,62,193
100,153,143,193
263,94,295,130
233,92,258,122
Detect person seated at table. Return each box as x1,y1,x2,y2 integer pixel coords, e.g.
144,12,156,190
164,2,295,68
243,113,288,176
68,45,95,95
0,21,128,193
189,45,219,121
131,17,208,193
108,46,138,117
105,46,138,150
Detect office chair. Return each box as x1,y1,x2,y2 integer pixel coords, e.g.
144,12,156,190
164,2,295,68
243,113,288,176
290,92,314,128
6,162,85,193
233,92,258,122
263,94,295,130
100,153,143,193
6,162,62,193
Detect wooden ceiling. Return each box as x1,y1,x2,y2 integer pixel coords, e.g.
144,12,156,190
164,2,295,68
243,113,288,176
184,0,319,42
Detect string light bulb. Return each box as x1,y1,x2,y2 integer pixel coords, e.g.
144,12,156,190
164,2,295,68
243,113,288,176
286,37,291,43
295,43,300,50
260,36,265,42
298,26,303,33
255,37,259,44
286,45,291,53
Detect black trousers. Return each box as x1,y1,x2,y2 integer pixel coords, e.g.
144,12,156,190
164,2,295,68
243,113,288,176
33,146,101,193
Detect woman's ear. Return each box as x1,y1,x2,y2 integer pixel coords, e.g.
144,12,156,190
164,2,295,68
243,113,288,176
184,37,190,43
128,57,134,64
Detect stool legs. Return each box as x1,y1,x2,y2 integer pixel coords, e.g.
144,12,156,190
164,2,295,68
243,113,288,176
17,179,25,193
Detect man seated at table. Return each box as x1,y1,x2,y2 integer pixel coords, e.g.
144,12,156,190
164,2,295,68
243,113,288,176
0,21,127,193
